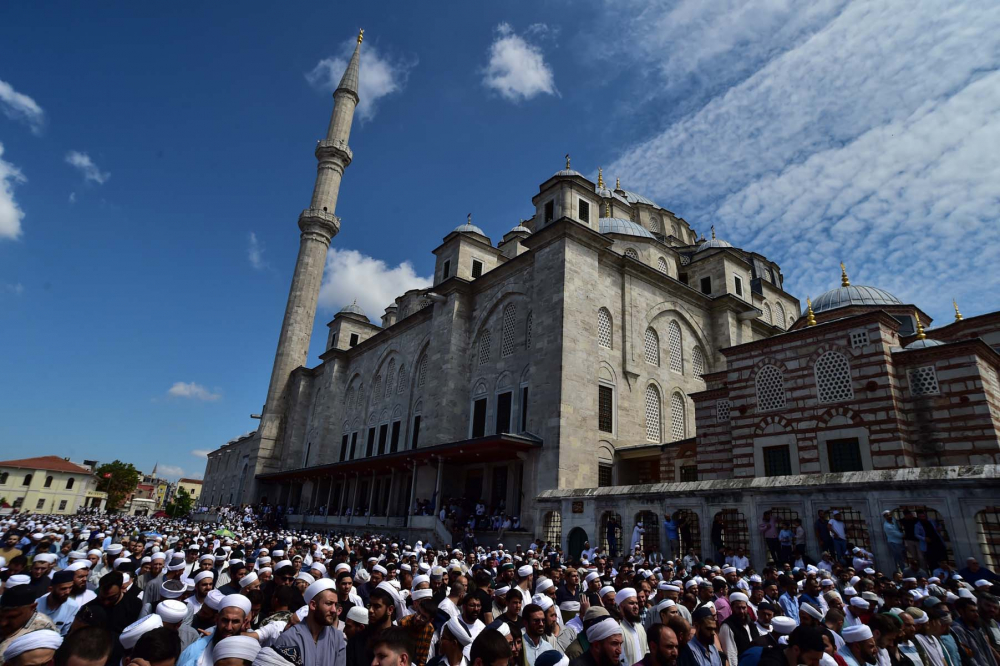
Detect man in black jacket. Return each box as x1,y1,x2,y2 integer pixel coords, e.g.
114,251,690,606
719,593,759,665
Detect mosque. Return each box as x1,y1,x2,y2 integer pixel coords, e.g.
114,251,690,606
200,33,1000,570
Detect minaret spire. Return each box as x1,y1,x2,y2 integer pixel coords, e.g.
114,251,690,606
253,31,364,493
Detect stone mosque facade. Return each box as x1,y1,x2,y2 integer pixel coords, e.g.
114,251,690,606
201,36,1000,569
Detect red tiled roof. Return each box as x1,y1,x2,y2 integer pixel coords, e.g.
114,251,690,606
0,455,92,475
178,478,203,484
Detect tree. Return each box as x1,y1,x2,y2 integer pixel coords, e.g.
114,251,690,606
94,460,141,512
165,487,194,518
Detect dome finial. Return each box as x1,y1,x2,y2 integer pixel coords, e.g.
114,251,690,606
467,213,472,225
806,298,817,326
565,154,571,169
615,176,620,190
711,225,716,240
840,262,850,287
915,312,927,340
357,29,364,46
954,299,963,322
604,201,611,218
597,167,604,189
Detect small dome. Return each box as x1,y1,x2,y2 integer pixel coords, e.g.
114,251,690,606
339,301,365,316
697,237,734,252
812,285,902,313
905,338,944,349
554,168,583,178
508,223,531,235
620,189,662,209
599,217,655,239
454,222,486,236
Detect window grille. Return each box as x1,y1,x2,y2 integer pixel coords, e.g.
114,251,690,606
692,347,706,379
827,438,863,472
716,399,731,422
762,303,773,324
645,385,661,442
636,511,660,553
892,506,954,566
680,254,690,266
775,302,786,329
670,393,686,441
828,506,872,551
544,511,562,546
418,356,427,388
373,375,382,403
672,222,680,238
644,328,660,366
668,321,683,373
717,509,750,554
624,248,639,260
345,387,354,407
599,385,614,433
526,312,532,349
650,216,661,234
765,507,800,563
657,257,668,273
598,463,613,487
977,508,1000,569
397,365,406,393
501,305,517,357
850,331,869,348
763,445,792,476
385,359,395,398
815,351,854,403
598,308,613,349
579,200,590,224
909,366,940,396
756,365,786,411
675,509,700,556
680,466,698,482
478,331,492,366
600,512,623,557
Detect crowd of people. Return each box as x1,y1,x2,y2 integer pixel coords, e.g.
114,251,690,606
0,506,998,666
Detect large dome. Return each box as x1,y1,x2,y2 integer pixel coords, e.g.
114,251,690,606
812,285,902,313
599,217,655,239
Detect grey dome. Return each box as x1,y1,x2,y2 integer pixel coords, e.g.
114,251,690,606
812,285,902,313
620,189,662,209
697,237,734,252
339,301,365,316
508,223,531,234
554,168,583,178
905,338,944,349
599,217,655,239
454,222,486,236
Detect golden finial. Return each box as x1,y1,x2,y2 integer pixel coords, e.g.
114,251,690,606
597,167,605,189
467,213,472,225
711,225,716,240
604,201,611,218
954,299,963,322
915,312,927,340
565,154,571,169
615,176,620,190
806,298,817,327
357,29,364,46
840,262,850,287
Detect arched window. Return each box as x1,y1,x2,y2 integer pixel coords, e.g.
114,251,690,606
624,248,639,261
716,509,751,554
598,308,613,349
789,315,796,328
756,365,786,411
600,511,623,557
657,256,668,274
644,328,660,366
384,359,395,398
543,511,562,547
692,347,706,379
526,312,533,349
762,303,773,324
667,321,683,373
636,510,660,553
396,365,406,393
976,508,1000,569
645,385,661,442
671,221,680,238
356,383,363,408
775,302,786,330
670,393,686,441
501,304,517,357
44,476,53,488
345,386,354,408
418,356,428,388
0,472,7,484
23,474,32,486
649,216,662,235
815,351,854,403
674,509,701,556
478,331,492,366
373,375,382,402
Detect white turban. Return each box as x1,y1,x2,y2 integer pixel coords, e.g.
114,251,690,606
34,553,57,564
194,571,215,583
412,574,430,589
587,618,624,642
599,585,616,598
729,592,749,604
121,614,163,649
2,629,62,661
585,572,600,584
800,603,824,621
771,617,797,635
66,560,90,572
239,572,259,588
532,594,553,611
655,600,676,613
347,606,369,624
560,601,581,612
215,635,262,662
205,589,225,610
535,578,554,593
518,565,533,577
445,617,474,646
495,622,511,637
615,587,637,606
304,578,337,604
843,625,874,643
850,597,869,609
412,588,433,601
221,594,252,616
157,599,188,623
373,564,388,575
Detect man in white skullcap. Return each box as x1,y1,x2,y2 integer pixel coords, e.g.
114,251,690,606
272,578,346,666
188,571,215,616
516,565,534,613
839,624,878,666
1,628,61,666
158,598,202,652
719,592,759,665
616,587,648,666
121,614,164,661
213,635,261,665
585,618,625,666
177,594,252,666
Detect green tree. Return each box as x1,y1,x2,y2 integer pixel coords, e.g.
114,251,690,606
95,460,141,511
165,487,194,518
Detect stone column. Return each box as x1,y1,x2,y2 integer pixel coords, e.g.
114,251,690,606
435,457,444,510
408,464,418,527
367,472,376,524
326,478,335,516
351,473,360,520
386,470,396,517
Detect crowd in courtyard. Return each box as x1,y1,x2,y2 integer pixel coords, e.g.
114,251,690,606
0,505,997,666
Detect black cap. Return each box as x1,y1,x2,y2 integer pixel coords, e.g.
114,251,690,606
0,585,37,608
52,570,75,585
788,626,827,652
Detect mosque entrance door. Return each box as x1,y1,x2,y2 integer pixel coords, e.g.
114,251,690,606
568,527,588,560
465,469,484,504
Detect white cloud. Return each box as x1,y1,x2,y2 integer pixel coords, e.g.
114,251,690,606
606,0,1000,321
0,79,44,134
191,449,212,459
65,151,110,184
248,232,266,270
68,192,76,204
167,382,221,402
306,37,416,122
482,23,558,102
156,464,185,481
0,144,25,241
318,248,432,321
3,283,23,296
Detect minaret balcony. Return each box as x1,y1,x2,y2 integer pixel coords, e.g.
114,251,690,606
298,208,341,238
315,139,353,166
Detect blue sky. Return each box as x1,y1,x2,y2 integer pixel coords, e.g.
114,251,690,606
1,1,998,480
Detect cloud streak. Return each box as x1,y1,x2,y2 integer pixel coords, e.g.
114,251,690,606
482,23,558,102
0,79,44,134
65,151,110,184
167,382,221,402
248,232,267,270
191,449,212,459
0,144,25,241
318,248,432,321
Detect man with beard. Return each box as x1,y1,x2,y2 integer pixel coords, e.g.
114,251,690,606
570,617,623,666
757,626,826,666
65,560,96,606
186,571,214,616
82,571,141,636
36,570,80,637
616,588,648,666
634,624,680,666
399,590,436,666
950,597,998,666
0,584,57,659
837,625,879,666
138,552,166,590
719,592,759,665
521,604,553,666
23,553,56,600
215,560,247,596
678,607,721,666
754,601,775,638
177,594,251,666
184,589,223,633
348,587,395,666
273,579,346,666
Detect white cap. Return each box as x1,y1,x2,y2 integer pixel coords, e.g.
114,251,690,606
221,594,252,616
120,614,163,650
843,625,874,642
214,636,262,662
156,599,188,624
347,606,369,625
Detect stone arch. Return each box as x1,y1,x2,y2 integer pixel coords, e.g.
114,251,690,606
644,383,662,442
598,361,617,386
495,371,513,392
543,511,562,547
473,380,488,397
469,288,529,351
392,405,403,419
669,390,687,441
645,302,715,373
754,415,793,436
600,510,624,557
817,407,861,428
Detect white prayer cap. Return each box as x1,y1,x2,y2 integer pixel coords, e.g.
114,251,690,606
194,571,215,583
167,560,187,572
120,614,163,649
587,618,624,642
411,588,433,601
156,599,188,624
6,574,30,588
88,548,102,557
850,576,861,585
205,589,225,610
304,578,337,604
445,616,474,646
655,600,676,613
536,578,554,593
850,597,869,609
976,579,992,588
66,560,90,572
517,565,533,577
141,557,151,565
221,594,252,616
560,601,581,612
296,572,315,586
771,617,797,635
958,588,976,599
412,574,430,589
843,586,857,596
373,564,388,575
2,629,62,661
722,566,736,574
238,572,259,589
198,553,214,563
532,594,554,611
928,577,941,584
599,585,616,598
494,586,511,597
335,563,351,574
584,572,600,583
347,606,369,625
843,625,874,643
311,563,327,575
274,559,293,571
800,603,824,621
34,553,57,564
215,636,262,662
729,592,749,603
615,587,637,606
495,622,511,637
152,552,167,561
258,567,272,575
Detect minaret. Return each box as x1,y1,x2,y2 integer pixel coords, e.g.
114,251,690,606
256,30,363,475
